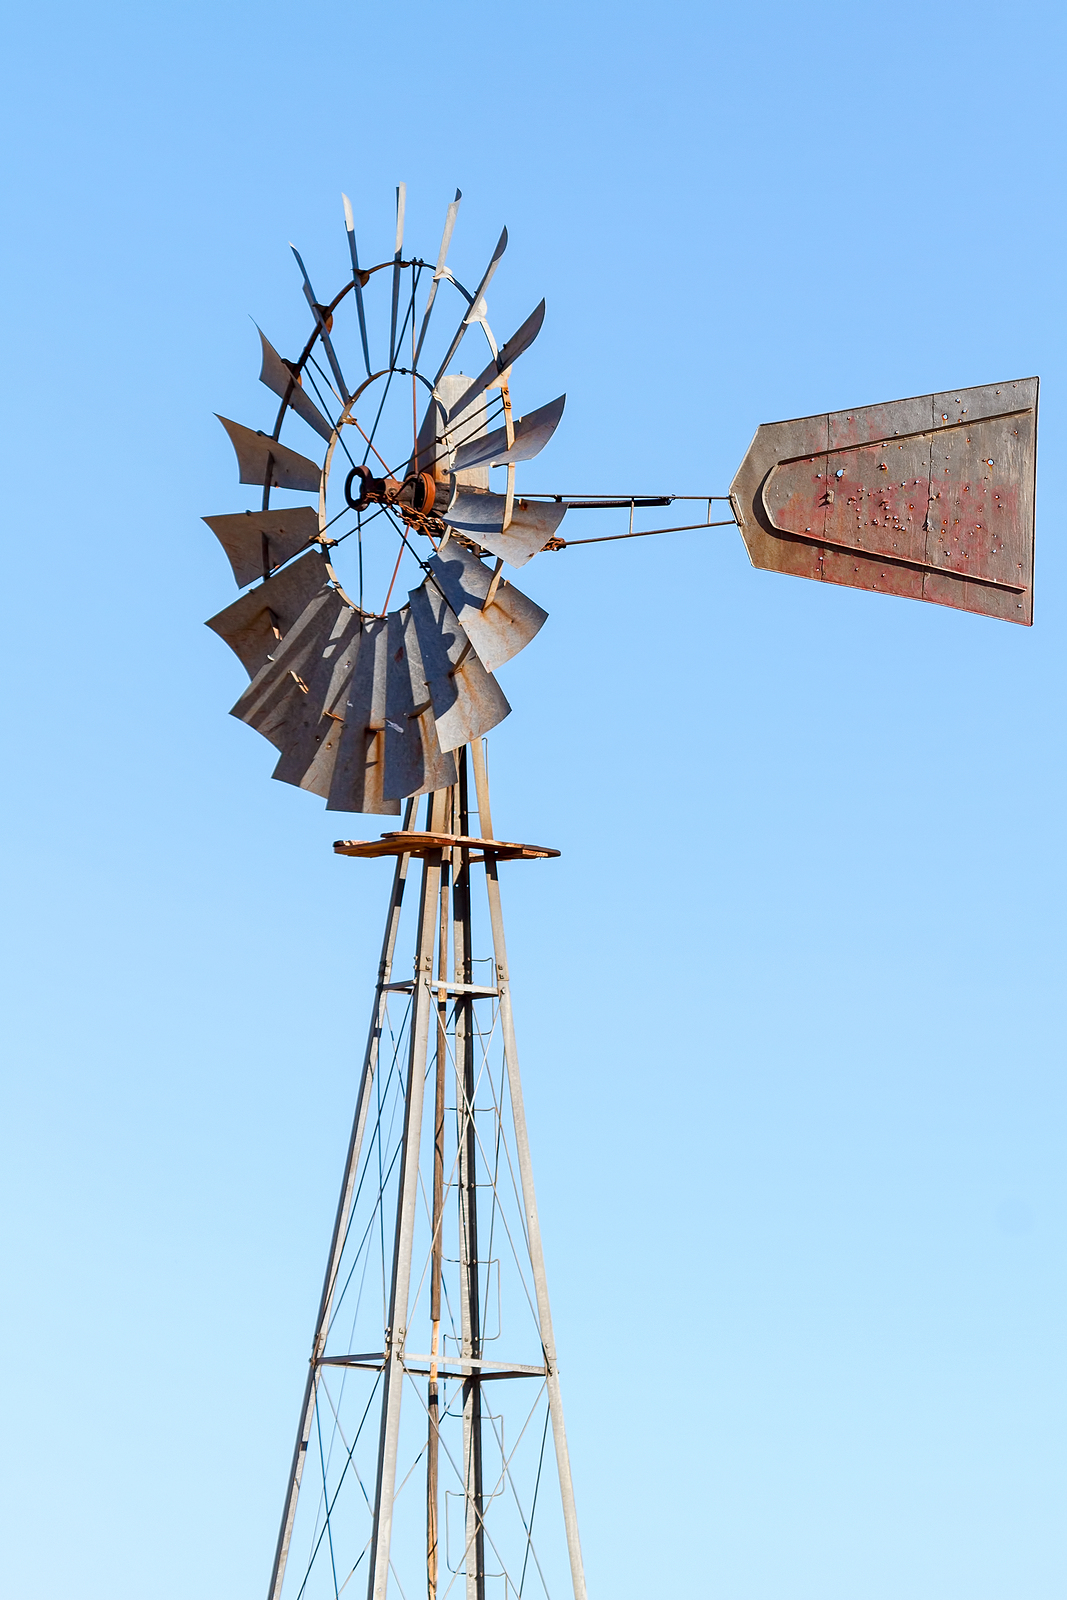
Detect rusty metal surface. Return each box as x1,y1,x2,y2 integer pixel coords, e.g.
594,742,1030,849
204,549,332,676
382,608,459,801
216,415,322,494
257,329,335,443
326,617,401,816
408,579,511,751
429,542,548,672
442,487,566,567
230,589,348,749
333,831,560,861
202,506,320,589
730,378,1037,624
451,395,566,475
446,300,546,421
271,603,363,797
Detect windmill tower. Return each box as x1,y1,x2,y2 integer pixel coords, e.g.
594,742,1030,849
202,186,1039,1600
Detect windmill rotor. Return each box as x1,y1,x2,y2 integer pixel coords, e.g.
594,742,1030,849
205,191,568,814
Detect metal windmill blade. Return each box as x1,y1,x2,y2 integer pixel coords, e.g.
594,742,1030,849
203,506,320,588
203,195,563,816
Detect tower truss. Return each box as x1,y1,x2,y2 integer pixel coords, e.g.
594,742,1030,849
268,742,585,1600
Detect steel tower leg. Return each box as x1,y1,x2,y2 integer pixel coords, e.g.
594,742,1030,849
367,788,448,1600
266,798,416,1600
455,756,487,1600
471,741,588,1600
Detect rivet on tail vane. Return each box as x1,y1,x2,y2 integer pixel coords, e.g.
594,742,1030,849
215,415,322,495
202,506,320,589
730,378,1038,625
256,328,335,443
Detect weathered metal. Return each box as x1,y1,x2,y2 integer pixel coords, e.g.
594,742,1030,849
408,579,511,752
432,227,508,386
451,394,567,474
202,506,320,589
383,606,459,801
230,588,349,749
205,549,332,676
333,830,560,861
428,540,548,669
270,603,363,797
325,616,401,815
730,377,1038,624
442,486,566,566
216,415,322,494
446,300,547,421
257,329,335,443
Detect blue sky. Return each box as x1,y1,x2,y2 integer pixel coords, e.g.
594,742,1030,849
2,1,1066,1596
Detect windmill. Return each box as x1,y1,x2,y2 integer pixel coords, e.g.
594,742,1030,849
203,185,1038,1600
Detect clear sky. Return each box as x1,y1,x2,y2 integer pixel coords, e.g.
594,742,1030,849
2,2,1066,1597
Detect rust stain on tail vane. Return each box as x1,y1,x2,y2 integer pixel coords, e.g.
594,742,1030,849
730,378,1037,624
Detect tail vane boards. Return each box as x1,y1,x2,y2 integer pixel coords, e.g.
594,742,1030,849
730,378,1037,624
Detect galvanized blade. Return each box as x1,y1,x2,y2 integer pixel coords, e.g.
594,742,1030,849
290,244,350,404
445,300,546,422
413,189,461,369
382,607,459,801
256,328,335,443
230,588,349,750
203,506,320,589
326,617,401,815
432,227,508,386
389,182,406,366
451,395,567,474
272,603,363,797
341,192,372,378
407,373,489,485
216,415,322,494
441,488,566,568
407,578,510,752
205,549,332,677
429,542,548,671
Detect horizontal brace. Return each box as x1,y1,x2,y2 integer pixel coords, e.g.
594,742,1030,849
380,980,500,997
403,1353,548,1378
403,1364,547,1383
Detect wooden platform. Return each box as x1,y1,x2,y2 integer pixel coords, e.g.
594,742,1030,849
333,831,560,862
